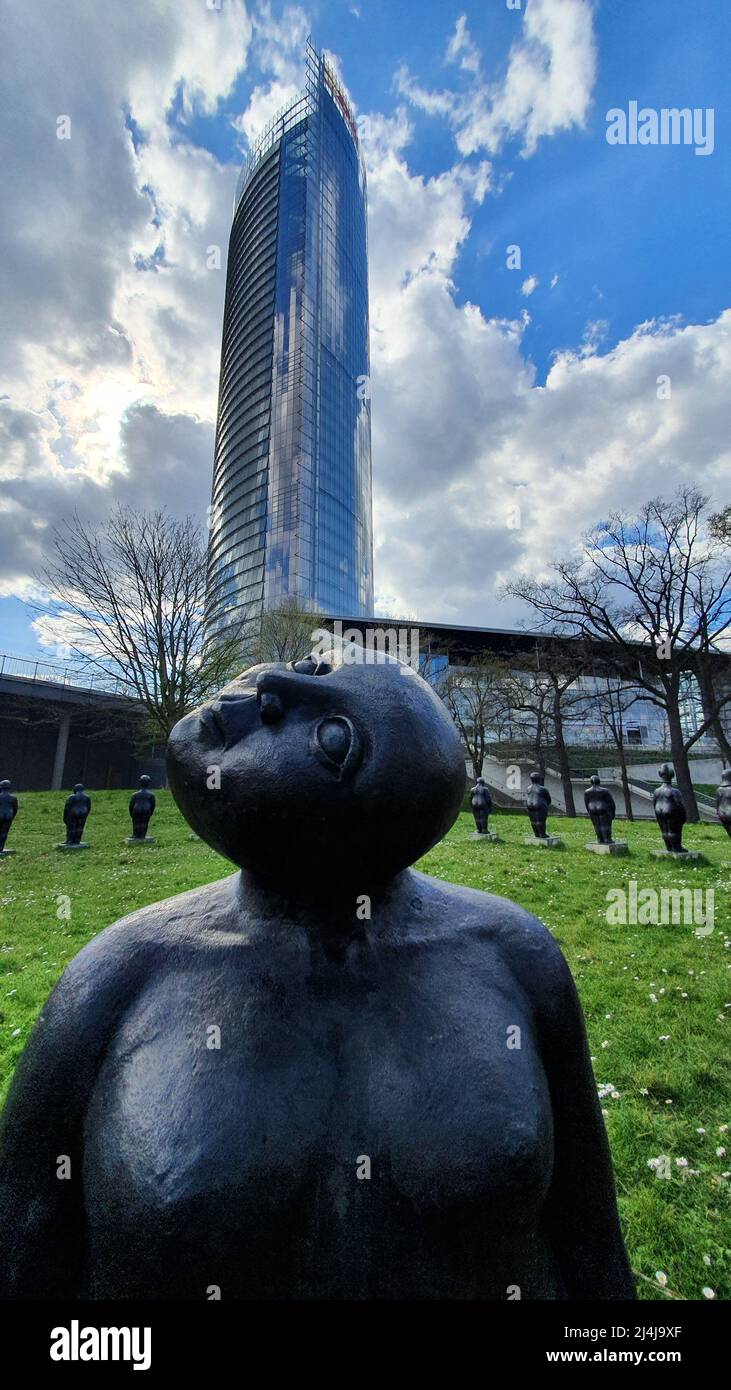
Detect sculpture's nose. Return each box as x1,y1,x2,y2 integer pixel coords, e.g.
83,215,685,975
255,670,287,724
255,665,334,725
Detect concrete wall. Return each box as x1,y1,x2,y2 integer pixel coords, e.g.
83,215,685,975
478,755,718,822
0,702,166,791
597,756,726,786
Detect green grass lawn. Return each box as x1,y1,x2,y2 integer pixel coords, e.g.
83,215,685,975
1,792,730,1301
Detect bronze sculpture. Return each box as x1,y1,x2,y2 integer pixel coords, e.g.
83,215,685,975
0,780,18,856
58,783,92,850
0,651,634,1299
128,775,156,843
526,770,551,839
716,768,731,839
584,774,615,844
470,775,492,834
652,763,686,853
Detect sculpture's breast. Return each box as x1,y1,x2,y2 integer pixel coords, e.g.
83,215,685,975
82,936,556,1296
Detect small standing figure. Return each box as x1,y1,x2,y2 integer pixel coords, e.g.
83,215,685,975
527,770,551,840
716,768,731,840
60,783,92,849
584,774,616,845
0,780,19,856
470,776,492,835
128,775,156,843
653,763,686,853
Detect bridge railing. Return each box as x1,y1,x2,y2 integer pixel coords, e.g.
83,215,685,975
0,652,133,697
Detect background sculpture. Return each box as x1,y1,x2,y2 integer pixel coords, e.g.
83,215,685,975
716,768,731,839
0,780,18,856
58,783,91,850
470,775,492,834
652,763,686,854
128,775,156,843
0,651,634,1300
583,774,627,855
526,770,552,840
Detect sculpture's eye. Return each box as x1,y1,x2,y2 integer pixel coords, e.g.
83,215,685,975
310,715,362,779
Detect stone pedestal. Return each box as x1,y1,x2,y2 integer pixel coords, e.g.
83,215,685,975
469,831,501,842
585,841,628,855
651,849,705,863
56,842,90,852
524,835,563,849
126,837,157,846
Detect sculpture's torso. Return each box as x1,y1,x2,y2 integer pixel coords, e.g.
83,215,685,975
81,873,561,1300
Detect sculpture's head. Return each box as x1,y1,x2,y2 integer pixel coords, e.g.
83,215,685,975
530,771,544,786
589,774,600,787
167,649,466,892
139,775,151,787
658,763,674,784
73,783,84,793
0,780,10,791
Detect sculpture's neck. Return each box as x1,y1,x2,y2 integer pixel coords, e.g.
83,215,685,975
234,865,412,931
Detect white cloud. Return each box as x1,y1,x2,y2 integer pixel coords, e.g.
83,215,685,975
399,0,597,159
550,272,560,287
445,14,481,75
521,274,539,296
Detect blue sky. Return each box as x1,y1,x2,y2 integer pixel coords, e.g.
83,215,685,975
1,0,729,659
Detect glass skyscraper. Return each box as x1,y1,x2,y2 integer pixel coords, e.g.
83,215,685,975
205,41,374,641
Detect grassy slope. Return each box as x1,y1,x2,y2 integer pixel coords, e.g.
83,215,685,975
1,791,729,1301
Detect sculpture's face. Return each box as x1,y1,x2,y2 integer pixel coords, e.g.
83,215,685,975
167,650,466,890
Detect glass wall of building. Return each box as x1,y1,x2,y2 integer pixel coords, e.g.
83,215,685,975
205,42,373,643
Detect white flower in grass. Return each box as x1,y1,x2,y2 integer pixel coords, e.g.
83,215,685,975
697,1127,706,1134
675,1157,688,1167
601,1040,610,1049
659,1035,671,1042
649,993,658,1003
720,1124,728,1133
702,1287,716,1299
703,1254,712,1266
655,1271,668,1287
716,1147,726,1157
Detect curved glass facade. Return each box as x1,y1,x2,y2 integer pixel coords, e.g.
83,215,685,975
206,43,374,641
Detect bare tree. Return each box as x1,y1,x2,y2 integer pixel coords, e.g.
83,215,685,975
594,678,644,820
442,652,510,777
37,507,249,739
247,596,327,665
505,489,731,821
490,661,554,776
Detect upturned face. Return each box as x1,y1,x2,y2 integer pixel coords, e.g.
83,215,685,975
167,649,466,892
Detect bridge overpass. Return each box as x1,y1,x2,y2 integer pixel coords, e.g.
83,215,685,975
0,654,165,790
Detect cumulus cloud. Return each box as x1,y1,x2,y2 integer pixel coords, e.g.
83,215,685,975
521,274,539,296
398,0,597,159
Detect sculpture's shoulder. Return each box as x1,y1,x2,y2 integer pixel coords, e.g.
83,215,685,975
413,870,577,1020
36,874,240,1038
